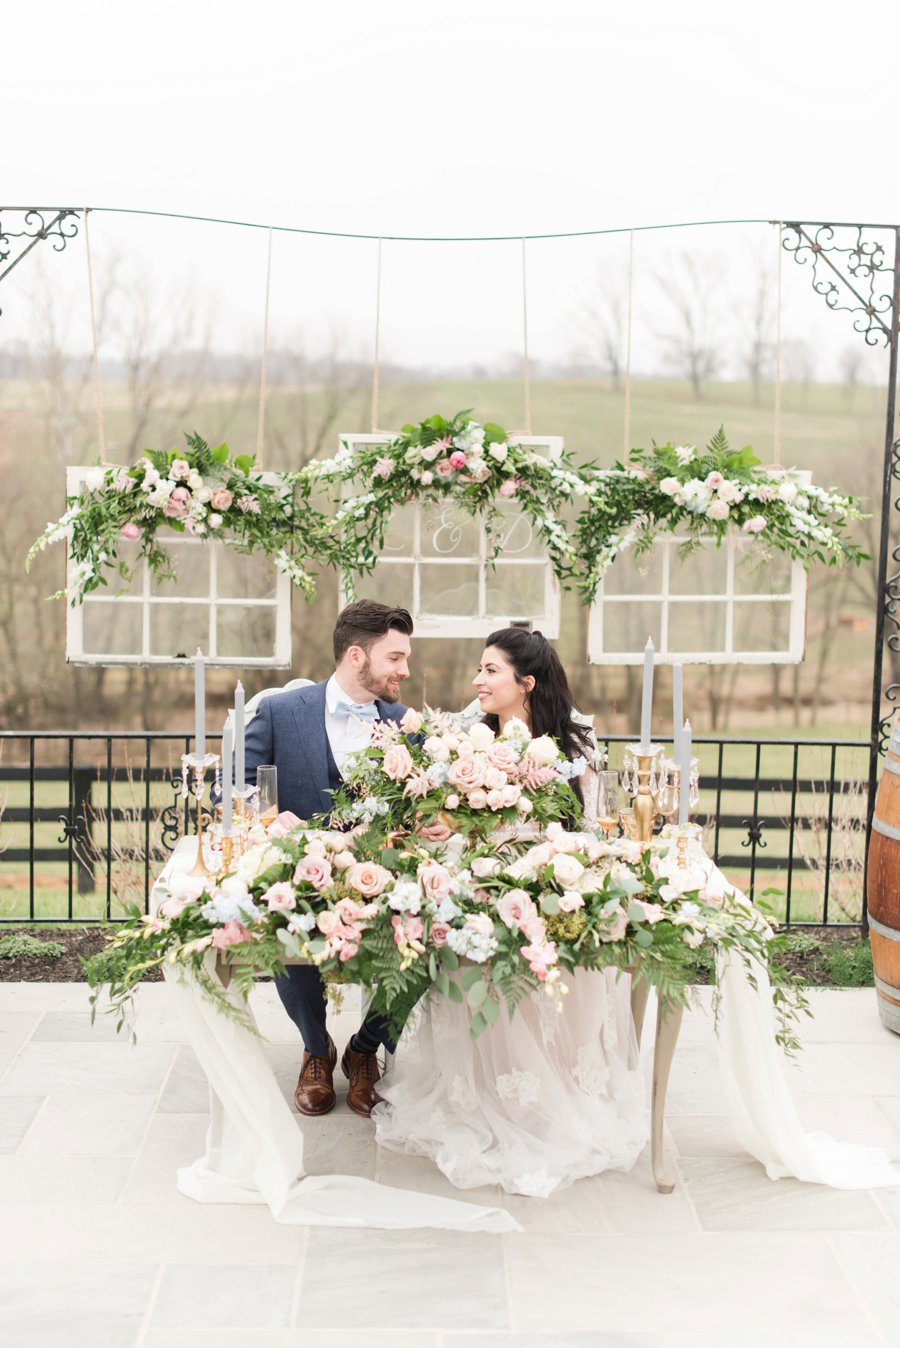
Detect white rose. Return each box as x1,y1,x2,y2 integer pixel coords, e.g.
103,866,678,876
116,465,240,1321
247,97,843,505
717,479,744,504
551,853,584,887
208,513,223,529
420,444,440,463
706,499,730,520
525,735,559,766
777,480,798,504
467,722,495,751
489,442,508,463
188,471,204,491
84,467,106,493
420,470,434,485
659,477,681,497
196,487,213,504
468,440,485,458
502,717,531,742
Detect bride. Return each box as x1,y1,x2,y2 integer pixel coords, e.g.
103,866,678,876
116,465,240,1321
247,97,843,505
372,628,649,1198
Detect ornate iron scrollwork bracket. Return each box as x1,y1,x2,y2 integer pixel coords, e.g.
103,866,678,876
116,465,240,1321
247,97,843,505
740,819,767,850
57,811,86,845
0,208,81,315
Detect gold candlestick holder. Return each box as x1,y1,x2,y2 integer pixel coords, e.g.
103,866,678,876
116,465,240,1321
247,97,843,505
181,752,220,879
621,744,666,842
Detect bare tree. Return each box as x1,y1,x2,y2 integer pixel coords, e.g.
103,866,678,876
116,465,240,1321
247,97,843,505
654,251,727,399
572,260,629,390
735,251,776,406
781,338,816,406
839,344,865,406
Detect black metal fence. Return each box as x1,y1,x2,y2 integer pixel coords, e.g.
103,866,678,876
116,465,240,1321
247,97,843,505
0,730,871,928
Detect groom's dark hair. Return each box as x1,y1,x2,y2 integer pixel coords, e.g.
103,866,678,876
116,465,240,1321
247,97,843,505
333,599,414,662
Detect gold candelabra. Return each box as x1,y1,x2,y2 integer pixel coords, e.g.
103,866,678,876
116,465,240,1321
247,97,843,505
621,745,700,843
181,752,220,878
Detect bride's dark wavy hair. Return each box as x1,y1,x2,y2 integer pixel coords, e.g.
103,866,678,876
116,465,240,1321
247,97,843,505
480,628,593,807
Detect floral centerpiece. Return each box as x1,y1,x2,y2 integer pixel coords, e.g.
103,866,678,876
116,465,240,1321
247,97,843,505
574,427,867,600
28,431,339,605
295,410,589,595
85,816,807,1053
328,708,584,839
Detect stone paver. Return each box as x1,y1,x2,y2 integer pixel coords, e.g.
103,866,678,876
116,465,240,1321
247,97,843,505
0,983,896,1348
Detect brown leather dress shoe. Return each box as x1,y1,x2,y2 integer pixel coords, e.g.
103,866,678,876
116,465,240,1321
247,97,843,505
294,1036,337,1116
341,1044,382,1118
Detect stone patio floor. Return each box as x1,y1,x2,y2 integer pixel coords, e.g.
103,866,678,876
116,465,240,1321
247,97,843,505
0,982,898,1348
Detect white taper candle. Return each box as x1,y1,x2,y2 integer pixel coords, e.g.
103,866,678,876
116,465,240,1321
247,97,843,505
678,719,692,825
672,662,684,760
221,722,233,835
194,649,206,758
639,637,654,751
234,681,245,790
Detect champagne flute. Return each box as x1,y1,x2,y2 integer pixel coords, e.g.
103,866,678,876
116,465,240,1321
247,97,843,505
595,769,622,840
257,765,279,827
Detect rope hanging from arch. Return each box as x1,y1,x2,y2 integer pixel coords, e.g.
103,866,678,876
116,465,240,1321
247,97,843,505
83,208,107,466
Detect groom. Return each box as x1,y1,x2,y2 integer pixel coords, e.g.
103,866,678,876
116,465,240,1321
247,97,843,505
243,599,445,1119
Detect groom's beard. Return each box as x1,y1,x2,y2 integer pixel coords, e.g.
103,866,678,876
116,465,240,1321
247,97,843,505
358,657,405,704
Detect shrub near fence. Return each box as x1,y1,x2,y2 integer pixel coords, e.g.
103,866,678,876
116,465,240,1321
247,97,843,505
0,731,870,927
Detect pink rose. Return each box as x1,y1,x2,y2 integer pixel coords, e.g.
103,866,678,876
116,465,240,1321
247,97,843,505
498,479,517,498
435,458,454,477
211,920,250,949
497,888,538,930
316,910,340,936
598,907,628,942
382,743,414,781
170,486,190,503
558,890,585,913
465,912,495,939
742,515,767,534
705,471,725,490
418,862,453,903
501,783,521,807
486,742,519,772
471,856,499,878
333,850,356,873
486,788,505,811
170,459,191,480
293,855,333,890
399,708,424,733
468,789,488,810
345,862,391,897
449,450,467,469
484,766,508,791
210,487,233,511
265,881,297,912
335,897,366,926
444,793,460,810
119,522,141,540
372,456,394,478
163,497,187,518
447,756,486,792
430,920,450,947
159,896,186,919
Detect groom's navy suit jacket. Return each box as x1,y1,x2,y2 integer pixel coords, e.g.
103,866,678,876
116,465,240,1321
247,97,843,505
244,679,408,821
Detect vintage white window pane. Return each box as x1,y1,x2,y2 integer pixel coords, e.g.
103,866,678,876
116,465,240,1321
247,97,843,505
602,601,662,653
669,543,727,596
82,601,144,656
734,541,792,595
668,602,727,653
149,540,208,597
495,503,545,560
420,504,480,559
217,605,278,657
349,561,415,612
381,501,418,554
486,565,547,617
217,547,278,600
603,547,663,596
733,600,791,653
420,564,480,616
149,604,209,658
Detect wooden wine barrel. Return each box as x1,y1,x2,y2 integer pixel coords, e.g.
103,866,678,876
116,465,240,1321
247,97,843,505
867,721,900,1034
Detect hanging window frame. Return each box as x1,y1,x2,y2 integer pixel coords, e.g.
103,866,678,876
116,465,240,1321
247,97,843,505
337,433,564,638
64,467,293,668
587,531,809,665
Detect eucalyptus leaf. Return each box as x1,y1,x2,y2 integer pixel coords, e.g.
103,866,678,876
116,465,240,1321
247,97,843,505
481,994,500,1024
446,979,464,1004
467,979,488,1008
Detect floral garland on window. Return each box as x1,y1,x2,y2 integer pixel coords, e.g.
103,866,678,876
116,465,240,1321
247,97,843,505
27,432,340,605
574,427,867,600
294,409,589,596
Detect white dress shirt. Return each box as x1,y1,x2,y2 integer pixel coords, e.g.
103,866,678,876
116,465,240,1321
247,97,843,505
324,673,376,776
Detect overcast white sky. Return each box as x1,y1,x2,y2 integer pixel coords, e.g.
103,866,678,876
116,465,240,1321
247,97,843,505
3,0,898,375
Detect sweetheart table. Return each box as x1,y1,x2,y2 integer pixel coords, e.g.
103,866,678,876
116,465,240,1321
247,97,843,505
149,838,900,1229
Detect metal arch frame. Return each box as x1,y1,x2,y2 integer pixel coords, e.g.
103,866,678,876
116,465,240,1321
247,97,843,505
780,220,900,928
0,208,81,311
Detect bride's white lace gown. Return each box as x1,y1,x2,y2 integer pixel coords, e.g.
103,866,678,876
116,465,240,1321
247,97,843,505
373,967,648,1198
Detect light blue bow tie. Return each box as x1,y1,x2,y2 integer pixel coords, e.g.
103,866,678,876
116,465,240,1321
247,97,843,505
333,699,378,724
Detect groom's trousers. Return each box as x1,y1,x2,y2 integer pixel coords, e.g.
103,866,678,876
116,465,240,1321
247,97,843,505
274,965,396,1057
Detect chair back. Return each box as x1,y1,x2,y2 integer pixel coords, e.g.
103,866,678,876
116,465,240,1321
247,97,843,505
224,677,315,730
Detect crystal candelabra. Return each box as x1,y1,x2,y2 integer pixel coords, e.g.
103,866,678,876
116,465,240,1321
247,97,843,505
621,745,700,842
180,752,220,878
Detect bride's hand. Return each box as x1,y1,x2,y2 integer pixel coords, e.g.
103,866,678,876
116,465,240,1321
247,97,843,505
415,819,452,843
